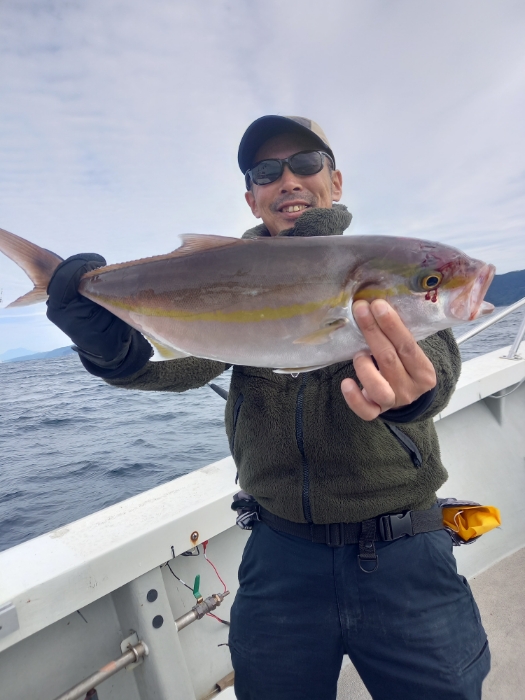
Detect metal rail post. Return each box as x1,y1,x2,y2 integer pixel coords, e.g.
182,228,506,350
506,309,525,359
112,567,197,700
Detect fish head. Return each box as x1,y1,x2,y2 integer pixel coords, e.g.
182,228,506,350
351,237,495,339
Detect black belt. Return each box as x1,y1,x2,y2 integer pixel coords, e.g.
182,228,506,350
258,506,444,548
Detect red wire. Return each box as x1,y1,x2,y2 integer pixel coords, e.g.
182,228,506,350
202,540,227,593
206,612,226,623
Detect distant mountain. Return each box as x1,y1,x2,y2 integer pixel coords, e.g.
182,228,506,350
0,348,34,361
6,346,75,363
485,270,525,307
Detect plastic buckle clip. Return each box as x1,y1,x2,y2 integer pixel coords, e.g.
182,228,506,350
325,522,345,547
379,512,414,541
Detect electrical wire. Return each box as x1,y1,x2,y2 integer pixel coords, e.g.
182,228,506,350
202,540,227,593
202,540,230,625
164,543,230,626
207,612,230,626
164,561,194,593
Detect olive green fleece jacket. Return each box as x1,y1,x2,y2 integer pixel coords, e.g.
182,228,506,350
106,205,462,524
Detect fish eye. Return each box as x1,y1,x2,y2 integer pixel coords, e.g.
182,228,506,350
419,272,443,291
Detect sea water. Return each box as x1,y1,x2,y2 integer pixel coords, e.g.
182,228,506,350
1,310,523,552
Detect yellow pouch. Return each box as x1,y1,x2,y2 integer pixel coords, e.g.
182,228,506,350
442,505,501,542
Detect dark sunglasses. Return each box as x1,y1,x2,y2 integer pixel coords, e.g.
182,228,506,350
245,150,333,189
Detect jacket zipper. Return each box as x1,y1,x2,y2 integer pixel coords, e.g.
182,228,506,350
384,423,422,468
295,374,313,522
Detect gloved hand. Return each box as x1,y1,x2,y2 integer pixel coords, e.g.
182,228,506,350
46,254,152,378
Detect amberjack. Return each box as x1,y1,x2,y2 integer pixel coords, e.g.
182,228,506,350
0,227,495,373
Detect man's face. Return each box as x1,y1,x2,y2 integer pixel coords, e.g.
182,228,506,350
245,133,343,236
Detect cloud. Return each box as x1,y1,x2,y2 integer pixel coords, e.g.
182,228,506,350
0,0,524,350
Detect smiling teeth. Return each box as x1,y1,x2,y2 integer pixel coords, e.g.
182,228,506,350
284,205,307,213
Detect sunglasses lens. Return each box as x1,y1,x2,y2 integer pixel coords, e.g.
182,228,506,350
251,159,283,185
248,151,327,187
289,151,324,175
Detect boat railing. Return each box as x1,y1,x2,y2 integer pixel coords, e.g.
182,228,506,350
455,296,525,359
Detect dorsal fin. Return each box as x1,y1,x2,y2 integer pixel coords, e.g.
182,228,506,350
173,234,241,256
81,234,242,280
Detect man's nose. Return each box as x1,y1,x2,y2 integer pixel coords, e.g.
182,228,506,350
279,164,303,192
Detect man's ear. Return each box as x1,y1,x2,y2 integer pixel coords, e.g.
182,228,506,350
245,190,261,218
331,169,343,202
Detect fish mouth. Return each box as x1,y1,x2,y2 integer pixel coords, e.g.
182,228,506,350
450,263,496,321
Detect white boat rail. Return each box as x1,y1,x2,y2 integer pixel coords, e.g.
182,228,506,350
456,296,525,357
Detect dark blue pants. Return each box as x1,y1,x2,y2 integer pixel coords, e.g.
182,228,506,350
229,521,490,700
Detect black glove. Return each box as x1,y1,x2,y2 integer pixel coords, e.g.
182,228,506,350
46,254,152,379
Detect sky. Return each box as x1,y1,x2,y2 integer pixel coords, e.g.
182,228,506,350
0,0,524,353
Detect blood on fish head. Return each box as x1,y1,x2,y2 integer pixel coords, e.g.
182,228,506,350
351,237,495,338
433,257,495,322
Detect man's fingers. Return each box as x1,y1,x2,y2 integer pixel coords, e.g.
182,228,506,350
369,300,436,389
341,378,382,421
349,300,437,414
352,351,396,410
353,300,406,380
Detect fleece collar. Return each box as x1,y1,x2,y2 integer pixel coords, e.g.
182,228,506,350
241,203,352,240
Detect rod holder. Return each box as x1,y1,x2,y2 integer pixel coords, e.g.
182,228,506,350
175,590,230,631
52,641,148,700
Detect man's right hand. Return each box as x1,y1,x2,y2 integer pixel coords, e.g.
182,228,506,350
46,254,152,378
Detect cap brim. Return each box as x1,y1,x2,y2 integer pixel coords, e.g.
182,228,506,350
238,115,334,174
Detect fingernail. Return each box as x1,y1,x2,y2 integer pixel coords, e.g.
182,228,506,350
353,350,369,360
372,299,389,316
353,300,369,317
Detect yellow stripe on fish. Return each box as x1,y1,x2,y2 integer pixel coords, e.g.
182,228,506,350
92,291,353,323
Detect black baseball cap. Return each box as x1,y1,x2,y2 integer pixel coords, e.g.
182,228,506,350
238,115,336,174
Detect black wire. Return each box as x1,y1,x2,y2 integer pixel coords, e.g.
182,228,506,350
165,561,194,592
215,617,230,626
208,614,230,626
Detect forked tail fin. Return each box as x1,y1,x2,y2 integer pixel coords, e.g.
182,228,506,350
0,227,63,307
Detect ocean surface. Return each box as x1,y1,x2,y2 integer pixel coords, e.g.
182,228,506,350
1,309,523,552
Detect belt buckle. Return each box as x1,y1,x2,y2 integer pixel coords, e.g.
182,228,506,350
325,522,345,547
379,512,414,541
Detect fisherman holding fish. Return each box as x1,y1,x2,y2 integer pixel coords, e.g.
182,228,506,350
0,116,493,699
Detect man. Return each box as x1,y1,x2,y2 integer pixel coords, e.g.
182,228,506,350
46,116,490,700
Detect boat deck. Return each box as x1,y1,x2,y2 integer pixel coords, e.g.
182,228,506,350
337,546,525,699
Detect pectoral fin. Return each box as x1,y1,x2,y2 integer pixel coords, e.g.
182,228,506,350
143,334,191,362
293,317,348,345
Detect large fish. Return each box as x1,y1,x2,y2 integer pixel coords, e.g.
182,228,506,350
0,227,495,373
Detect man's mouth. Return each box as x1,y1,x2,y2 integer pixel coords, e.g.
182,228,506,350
278,203,310,213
